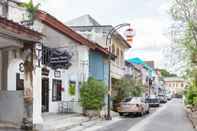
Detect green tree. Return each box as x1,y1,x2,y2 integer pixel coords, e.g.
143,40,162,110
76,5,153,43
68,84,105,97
80,77,106,111
19,0,41,20
185,81,197,106
113,76,144,103
170,0,197,66
158,69,177,77
170,0,197,103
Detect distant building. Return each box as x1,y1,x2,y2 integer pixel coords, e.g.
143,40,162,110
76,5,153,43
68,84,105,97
164,77,187,95
144,61,155,69
66,15,131,96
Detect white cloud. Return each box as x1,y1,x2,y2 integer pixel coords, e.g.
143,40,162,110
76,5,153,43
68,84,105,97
124,17,172,69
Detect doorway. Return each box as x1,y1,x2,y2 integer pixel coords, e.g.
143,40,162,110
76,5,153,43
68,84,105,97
42,78,49,112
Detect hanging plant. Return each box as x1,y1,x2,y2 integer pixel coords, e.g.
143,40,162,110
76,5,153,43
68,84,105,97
69,83,76,96
19,0,41,21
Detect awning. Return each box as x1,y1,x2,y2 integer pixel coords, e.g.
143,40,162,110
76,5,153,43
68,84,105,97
127,57,144,64
127,57,156,77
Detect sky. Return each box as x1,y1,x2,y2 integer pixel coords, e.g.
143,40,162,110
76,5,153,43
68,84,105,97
23,0,175,71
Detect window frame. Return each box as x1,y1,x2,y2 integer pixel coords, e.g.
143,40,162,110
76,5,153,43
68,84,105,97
52,79,62,102
16,73,24,90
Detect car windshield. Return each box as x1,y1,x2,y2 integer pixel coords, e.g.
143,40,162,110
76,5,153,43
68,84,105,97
122,97,132,102
129,97,142,103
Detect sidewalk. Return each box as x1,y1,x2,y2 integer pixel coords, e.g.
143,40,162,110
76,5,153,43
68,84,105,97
185,107,197,131
42,111,120,131
0,122,22,131
66,116,122,131
42,113,89,131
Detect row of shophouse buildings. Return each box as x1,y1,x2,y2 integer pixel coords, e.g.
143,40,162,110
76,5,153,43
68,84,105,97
0,0,165,129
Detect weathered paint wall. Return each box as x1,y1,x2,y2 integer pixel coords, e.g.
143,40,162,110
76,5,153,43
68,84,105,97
0,50,2,90
7,1,28,23
0,91,24,126
7,50,23,91
1,49,8,90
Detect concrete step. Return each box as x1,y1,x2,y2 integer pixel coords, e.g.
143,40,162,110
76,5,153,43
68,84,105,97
0,122,23,131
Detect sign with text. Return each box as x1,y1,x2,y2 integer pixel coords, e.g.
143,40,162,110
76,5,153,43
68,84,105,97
49,48,72,70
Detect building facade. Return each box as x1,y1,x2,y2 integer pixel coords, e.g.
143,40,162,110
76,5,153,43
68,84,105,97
0,0,43,128
0,1,110,129
164,77,187,95
67,15,131,95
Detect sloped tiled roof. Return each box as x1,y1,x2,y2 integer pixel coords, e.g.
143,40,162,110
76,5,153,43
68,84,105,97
36,10,96,49
36,10,110,55
0,16,43,42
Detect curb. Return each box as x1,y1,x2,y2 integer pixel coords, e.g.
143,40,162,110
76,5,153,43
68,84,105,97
185,108,197,131
0,122,21,130
62,117,98,131
45,117,98,131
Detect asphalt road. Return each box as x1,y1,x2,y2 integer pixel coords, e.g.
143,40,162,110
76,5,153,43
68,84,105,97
98,99,194,131
95,107,157,131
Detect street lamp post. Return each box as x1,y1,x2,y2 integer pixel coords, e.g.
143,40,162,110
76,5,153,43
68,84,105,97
105,23,130,120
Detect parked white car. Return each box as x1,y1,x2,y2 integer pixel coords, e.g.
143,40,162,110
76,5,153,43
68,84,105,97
117,97,149,116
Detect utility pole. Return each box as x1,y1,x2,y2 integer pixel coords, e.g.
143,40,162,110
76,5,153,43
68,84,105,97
149,78,152,96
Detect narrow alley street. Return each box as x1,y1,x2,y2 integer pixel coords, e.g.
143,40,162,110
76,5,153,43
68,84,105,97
0,1,196,131
67,99,194,131
128,99,194,131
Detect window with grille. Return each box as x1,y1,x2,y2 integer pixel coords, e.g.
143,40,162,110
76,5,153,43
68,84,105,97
52,79,62,101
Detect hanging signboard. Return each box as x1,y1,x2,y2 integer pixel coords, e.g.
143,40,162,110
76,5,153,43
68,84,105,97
49,48,72,70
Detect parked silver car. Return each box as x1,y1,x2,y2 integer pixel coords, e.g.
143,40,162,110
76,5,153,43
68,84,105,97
145,95,160,107
117,97,150,116
159,95,167,103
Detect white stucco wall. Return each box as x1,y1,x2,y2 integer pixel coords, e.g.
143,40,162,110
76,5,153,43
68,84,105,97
40,24,90,113
33,51,43,125
7,1,28,23
7,49,24,91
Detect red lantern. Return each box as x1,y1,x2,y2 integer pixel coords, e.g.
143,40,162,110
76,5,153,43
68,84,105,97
125,27,135,45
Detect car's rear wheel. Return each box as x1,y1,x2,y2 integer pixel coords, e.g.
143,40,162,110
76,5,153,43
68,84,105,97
138,111,143,117
119,112,124,116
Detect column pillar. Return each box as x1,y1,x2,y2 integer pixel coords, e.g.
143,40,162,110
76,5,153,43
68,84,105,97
33,44,43,130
